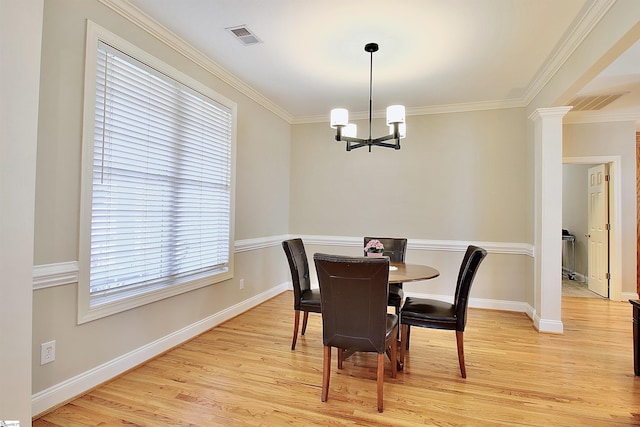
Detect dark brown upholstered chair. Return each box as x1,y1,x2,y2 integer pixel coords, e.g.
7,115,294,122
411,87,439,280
400,245,487,378
314,253,398,413
282,238,322,350
363,237,408,315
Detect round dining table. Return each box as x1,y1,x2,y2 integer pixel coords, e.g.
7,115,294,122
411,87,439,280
389,262,439,283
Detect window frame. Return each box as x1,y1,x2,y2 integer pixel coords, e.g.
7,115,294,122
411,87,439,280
78,21,236,323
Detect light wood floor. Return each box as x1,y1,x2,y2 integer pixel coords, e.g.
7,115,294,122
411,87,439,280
34,292,640,426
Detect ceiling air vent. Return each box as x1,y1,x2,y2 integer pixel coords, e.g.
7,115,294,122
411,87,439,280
568,93,628,111
226,25,262,46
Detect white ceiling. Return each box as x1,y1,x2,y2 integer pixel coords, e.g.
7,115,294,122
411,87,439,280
574,39,640,120
124,0,640,125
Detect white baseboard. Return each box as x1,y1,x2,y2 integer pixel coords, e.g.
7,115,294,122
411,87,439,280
533,313,564,334
622,291,639,301
32,282,289,416
405,291,533,315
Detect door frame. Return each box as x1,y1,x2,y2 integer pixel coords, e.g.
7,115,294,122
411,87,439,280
563,155,621,301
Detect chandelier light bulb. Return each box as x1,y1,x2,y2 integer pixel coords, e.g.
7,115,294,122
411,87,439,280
330,108,349,128
386,105,406,125
343,123,357,138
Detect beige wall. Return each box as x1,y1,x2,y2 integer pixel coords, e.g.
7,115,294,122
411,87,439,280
32,0,291,397
290,108,534,306
563,121,638,295
291,108,531,242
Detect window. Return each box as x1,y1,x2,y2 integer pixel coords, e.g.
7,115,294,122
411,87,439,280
79,22,235,323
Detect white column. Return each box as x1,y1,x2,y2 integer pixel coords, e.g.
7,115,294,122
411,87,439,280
0,0,43,423
529,107,572,333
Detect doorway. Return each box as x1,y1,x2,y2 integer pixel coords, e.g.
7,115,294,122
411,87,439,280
563,156,622,301
562,163,610,298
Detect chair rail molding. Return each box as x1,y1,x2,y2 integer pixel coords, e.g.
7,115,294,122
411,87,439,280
299,235,533,257
33,261,79,290
33,235,533,290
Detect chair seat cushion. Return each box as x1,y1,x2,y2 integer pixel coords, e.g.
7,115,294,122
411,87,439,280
385,314,398,341
300,288,322,312
400,297,456,329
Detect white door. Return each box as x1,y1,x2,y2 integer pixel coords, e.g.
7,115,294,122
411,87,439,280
587,164,609,297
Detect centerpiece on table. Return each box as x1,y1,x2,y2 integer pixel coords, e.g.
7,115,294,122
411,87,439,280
364,239,385,257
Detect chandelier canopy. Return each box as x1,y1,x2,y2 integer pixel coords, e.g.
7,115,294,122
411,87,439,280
330,42,406,152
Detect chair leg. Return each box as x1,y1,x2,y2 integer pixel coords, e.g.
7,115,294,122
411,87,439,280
391,327,398,379
337,347,344,369
405,325,411,349
377,352,384,413
456,330,466,378
291,310,300,350
400,324,408,367
301,311,310,335
322,346,331,402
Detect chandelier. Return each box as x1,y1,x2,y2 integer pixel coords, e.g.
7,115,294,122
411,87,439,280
330,42,406,152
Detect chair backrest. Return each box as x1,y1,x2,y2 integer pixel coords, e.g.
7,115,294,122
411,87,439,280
454,245,488,331
314,253,390,353
282,238,311,310
363,237,407,262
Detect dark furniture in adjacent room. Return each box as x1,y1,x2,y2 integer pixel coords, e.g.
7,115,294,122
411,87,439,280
631,299,640,376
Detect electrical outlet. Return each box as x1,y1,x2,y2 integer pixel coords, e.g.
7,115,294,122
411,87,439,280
239,279,245,289
41,340,56,365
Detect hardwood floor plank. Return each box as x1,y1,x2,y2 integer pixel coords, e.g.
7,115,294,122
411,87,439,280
34,292,640,426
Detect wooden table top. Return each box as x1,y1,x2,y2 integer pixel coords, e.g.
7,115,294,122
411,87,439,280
388,262,440,283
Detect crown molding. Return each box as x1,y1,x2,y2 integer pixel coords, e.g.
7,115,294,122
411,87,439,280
522,0,616,106
406,98,526,116
293,98,526,125
98,0,293,123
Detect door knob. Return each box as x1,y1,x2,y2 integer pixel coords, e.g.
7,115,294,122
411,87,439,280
585,234,591,238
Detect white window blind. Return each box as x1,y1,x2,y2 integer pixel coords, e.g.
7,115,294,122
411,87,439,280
89,41,232,305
